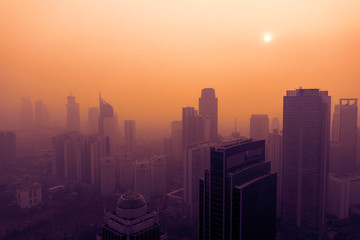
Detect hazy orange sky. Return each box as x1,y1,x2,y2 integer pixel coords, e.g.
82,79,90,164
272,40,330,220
1,0,360,136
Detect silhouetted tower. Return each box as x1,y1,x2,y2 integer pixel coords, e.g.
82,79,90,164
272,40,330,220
124,120,136,153
99,94,114,135
20,98,33,129
199,88,218,141
199,139,277,240
250,114,269,141
35,100,48,129
331,104,340,142
88,107,99,134
182,107,199,148
281,88,330,238
66,93,80,131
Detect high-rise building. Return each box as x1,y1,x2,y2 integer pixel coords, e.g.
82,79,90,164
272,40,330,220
135,160,151,201
270,117,281,133
66,94,80,131
171,120,182,162
116,153,134,191
151,155,166,198
199,139,277,240
281,88,331,238
64,132,83,181
250,114,269,141
88,107,99,134
100,156,115,195
124,120,136,153
97,191,167,240
199,88,218,141
0,131,16,166
99,94,118,155
35,100,48,129
183,143,212,221
331,104,340,142
335,99,357,174
20,98,33,130
183,107,199,148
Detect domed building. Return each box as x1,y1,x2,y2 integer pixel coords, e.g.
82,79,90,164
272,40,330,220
97,191,167,240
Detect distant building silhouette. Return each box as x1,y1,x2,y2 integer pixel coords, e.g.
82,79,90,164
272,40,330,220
281,88,330,239
99,94,118,155
116,153,134,191
270,117,281,133
250,114,269,141
151,155,166,198
0,131,16,166
88,107,99,134
35,100,48,129
182,107,199,148
66,93,80,132
330,99,357,174
97,191,167,239
331,104,340,142
100,156,115,195
199,88,218,141
124,120,136,153
135,160,151,201
20,98,33,130
199,139,277,240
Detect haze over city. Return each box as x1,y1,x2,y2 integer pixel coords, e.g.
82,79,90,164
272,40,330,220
1,1,360,240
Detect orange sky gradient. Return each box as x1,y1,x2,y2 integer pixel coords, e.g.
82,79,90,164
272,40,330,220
1,0,360,136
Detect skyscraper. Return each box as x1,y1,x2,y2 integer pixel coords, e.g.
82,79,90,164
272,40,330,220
199,139,277,240
99,94,118,155
135,159,151,201
66,93,80,131
151,155,167,197
250,114,269,141
199,88,218,141
88,107,99,134
97,191,167,240
20,98,33,130
182,107,199,148
124,120,136,153
331,104,340,142
281,88,330,238
116,153,134,191
35,100,48,129
100,156,115,195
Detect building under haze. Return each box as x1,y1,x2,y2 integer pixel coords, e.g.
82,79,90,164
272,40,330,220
199,88,218,141
99,94,118,155
116,153,134,191
88,107,99,134
250,114,269,141
0,131,16,166
330,99,358,174
17,183,42,209
66,93,80,132
199,139,277,240
100,156,115,195
124,120,136,153
150,155,166,198
135,160,151,201
35,100,48,129
20,97,33,130
97,191,167,240
281,88,331,239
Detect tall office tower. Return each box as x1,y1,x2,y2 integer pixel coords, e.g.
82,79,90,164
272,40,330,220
337,99,357,174
86,135,110,184
268,129,283,219
184,143,212,221
331,104,340,142
199,88,218,141
151,155,167,197
197,115,211,142
88,107,99,134
20,98,33,130
135,160,151,201
100,156,115,195
99,94,118,155
282,88,330,239
35,100,47,129
270,117,281,132
183,107,199,148
97,191,168,240
117,153,134,191
0,131,16,166
66,94,80,132
199,139,277,240
250,114,269,140
124,120,136,153
64,132,83,181
171,120,182,162
52,134,66,177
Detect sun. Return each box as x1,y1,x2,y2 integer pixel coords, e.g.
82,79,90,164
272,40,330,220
264,34,272,42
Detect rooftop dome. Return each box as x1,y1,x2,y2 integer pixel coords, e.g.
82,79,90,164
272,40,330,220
116,192,147,218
